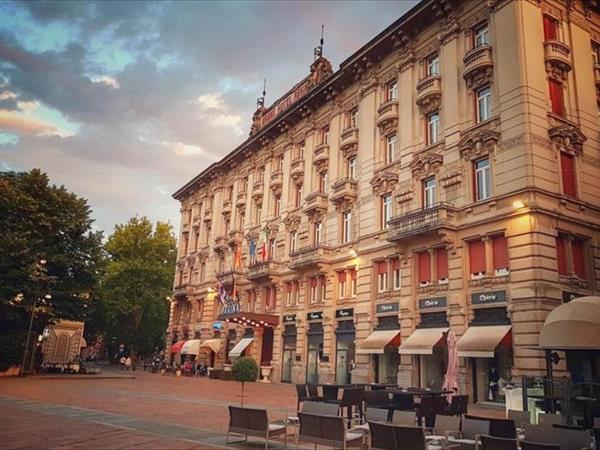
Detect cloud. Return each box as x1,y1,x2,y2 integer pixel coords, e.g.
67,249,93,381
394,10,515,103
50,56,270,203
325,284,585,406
90,74,119,88
0,109,57,135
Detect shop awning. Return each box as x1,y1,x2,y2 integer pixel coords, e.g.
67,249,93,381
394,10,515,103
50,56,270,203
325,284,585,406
399,327,448,355
199,339,221,353
217,311,279,327
80,337,87,348
181,339,202,355
356,329,401,354
229,337,254,358
539,296,600,350
170,340,186,354
457,325,512,358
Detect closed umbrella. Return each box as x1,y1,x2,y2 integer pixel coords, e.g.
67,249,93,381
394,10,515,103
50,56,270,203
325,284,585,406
443,330,459,402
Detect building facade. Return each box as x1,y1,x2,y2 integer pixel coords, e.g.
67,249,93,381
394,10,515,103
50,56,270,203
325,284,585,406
169,0,600,404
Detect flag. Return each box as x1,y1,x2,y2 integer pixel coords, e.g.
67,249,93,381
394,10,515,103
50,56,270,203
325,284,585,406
217,280,227,305
249,239,256,257
234,244,243,269
259,241,267,261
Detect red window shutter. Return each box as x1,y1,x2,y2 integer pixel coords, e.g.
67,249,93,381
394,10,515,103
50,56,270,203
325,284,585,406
469,240,486,274
350,269,357,280
556,235,567,275
294,281,299,292
548,80,565,116
310,277,318,288
560,152,576,197
572,239,586,279
492,235,509,270
543,15,558,40
287,283,292,293
435,248,448,279
418,252,431,283
338,272,346,283
392,258,401,271
378,261,387,274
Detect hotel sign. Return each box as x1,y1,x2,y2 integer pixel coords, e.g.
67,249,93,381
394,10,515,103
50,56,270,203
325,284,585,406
376,302,399,315
307,311,323,321
419,297,447,310
471,290,507,306
335,308,354,318
260,79,312,127
283,314,296,323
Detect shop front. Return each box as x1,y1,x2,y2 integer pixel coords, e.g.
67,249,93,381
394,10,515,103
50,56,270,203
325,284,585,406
357,302,401,384
306,311,323,384
457,291,513,404
400,297,448,390
335,308,355,384
281,314,297,383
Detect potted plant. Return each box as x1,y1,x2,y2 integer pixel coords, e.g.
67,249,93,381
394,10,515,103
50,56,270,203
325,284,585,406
231,357,258,406
259,361,273,383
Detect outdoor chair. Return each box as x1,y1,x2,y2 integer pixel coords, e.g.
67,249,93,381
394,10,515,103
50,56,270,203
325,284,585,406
296,384,308,411
480,435,519,450
538,413,565,427
425,414,461,445
595,418,600,428
593,428,600,450
392,392,416,411
306,384,321,402
328,388,365,427
227,406,287,450
418,396,449,428
444,395,469,416
322,385,341,403
520,442,560,450
369,421,397,450
394,424,459,450
352,407,389,433
469,416,516,439
507,409,530,430
297,412,365,449
446,416,490,450
287,401,339,426
523,424,593,450
391,410,417,426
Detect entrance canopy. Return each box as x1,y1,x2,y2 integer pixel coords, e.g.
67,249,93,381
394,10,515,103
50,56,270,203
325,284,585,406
539,296,600,350
181,339,201,355
399,327,448,355
199,339,221,353
217,311,279,328
229,337,254,358
356,329,401,354
170,340,186,354
457,325,512,358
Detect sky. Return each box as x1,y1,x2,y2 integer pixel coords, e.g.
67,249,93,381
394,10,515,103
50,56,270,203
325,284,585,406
0,0,418,237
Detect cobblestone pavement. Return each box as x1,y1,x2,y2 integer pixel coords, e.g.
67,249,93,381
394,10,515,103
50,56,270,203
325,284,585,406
0,366,504,449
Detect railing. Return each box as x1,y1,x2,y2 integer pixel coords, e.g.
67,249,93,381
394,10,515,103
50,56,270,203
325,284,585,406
543,40,572,72
304,192,328,213
289,244,332,269
387,203,456,241
416,74,441,94
313,143,329,164
247,260,280,280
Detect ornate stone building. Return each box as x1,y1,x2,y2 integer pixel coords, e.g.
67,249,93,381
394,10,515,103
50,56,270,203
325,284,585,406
169,0,600,404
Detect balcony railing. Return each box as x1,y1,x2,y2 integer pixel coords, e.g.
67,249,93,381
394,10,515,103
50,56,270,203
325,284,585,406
376,100,399,128
416,75,442,110
340,127,359,152
313,143,329,167
216,268,246,286
214,235,228,253
330,178,357,207
290,158,305,183
203,207,213,221
236,190,247,205
247,260,282,281
387,203,457,242
303,191,328,215
270,170,283,191
463,44,493,83
222,199,232,215
289,244,332,270
543,40,572,74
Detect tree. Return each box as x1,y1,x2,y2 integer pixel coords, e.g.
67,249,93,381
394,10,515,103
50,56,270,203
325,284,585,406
93,217,176,358
0,170,103,371
231,357,259,406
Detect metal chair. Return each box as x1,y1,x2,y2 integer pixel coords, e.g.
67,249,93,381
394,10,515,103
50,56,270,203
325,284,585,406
537,413,565,427
296,384,308,411
445,395,469,416
520,442,560,450
507,409,530,429
227,406,287,450
480,435,518,450
306,384,321,402
391,410,417,426
447,417,490,449
369,421,397,450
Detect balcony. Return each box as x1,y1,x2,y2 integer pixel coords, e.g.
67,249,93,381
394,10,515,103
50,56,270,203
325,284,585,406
387,203,457,243
313,143,329,171
463,44,493,88
330,178,357,209
236,190,247,206
228,229,243,246
203,207,213,222
416,75,442,114
222,199,232,215
247,260,282,282
289,245,333,271
290,158,305,184
376,100,399,131
303,192,328,216
270,170,283,193
544,40,572,75
252,180,264,201
340,127,359,155
216,269,246,287
214,235,228,254
173,284,193,299
181,221,190,232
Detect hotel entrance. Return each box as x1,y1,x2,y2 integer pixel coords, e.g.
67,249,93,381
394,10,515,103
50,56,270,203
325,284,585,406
335,309,355,384
306,314,323,384
281,315,297,383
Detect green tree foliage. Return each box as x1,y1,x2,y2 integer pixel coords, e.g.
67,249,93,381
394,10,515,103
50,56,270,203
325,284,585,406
94,217,176,358
0,170,103,371
231,357,259,406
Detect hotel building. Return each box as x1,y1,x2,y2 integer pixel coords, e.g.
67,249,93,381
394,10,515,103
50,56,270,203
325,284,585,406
169,0,600,404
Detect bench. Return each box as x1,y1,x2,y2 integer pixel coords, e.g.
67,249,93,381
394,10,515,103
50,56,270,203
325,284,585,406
297,412,365,449
227,406,287,449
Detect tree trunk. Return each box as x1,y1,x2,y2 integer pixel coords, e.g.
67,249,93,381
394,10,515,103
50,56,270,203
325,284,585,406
240,381,245,406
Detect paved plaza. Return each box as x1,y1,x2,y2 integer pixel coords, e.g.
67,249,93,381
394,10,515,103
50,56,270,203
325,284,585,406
0,366,503,449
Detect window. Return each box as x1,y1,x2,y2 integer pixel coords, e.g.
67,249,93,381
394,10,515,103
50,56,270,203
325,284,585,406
314,221,323,245
560,152,576,197
435,247,448,283
543,15,559,41
290,231,298,253
227,186,234,201
342,211,352,243
320,126,330,145
254,203,261,223
194,229,200,250
548,79,565,116
205,225,211,245
592,42,600,66
350,268,357,297
200,262,206,282
556,235,568,275
382,194,393,229
476,86,491,122
274,194,281,216
319,171,328,193
277,156,284,173
469,240,486,278
492,235,509,276
299,143,305,159
347,157,356,179
338,272,346,298
377,261,388,293
473,23,490,47
286,283,293,306
427,54,440,76
240,178,248,193
386,80,398,102
269,238,276,260
319,275,326,302
418,252,431,286
223,216,230,235
423,177,436,209
347,108,358,128
572,239,586,279
427,112,440,145
294,184,303,208
237,210,245,229
256,167,265,183
293,280,299,305
386,134,397,164
474,157,491,201
392,258,401,290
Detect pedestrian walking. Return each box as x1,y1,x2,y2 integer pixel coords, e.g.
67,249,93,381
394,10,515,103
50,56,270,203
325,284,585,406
119,356,126,370
125,356,132,371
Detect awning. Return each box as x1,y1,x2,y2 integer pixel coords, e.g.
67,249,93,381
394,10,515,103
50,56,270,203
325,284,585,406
229,337,254,358
170,340,186,354
80,337,87,348
181,339,202,355
399,327,448,355
217,311,279,327
457,325,512,358
199,339,221,353
356,329,401,354
539,296,600,350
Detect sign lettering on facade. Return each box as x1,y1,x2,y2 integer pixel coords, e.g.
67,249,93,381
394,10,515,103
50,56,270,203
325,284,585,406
376,302,399,315
335,308,354,318
419,297,447,310
283,314,296,323
562,291,583,303
260,80,312,127
307,311,323,321
471,290,507,306
212,321,223,330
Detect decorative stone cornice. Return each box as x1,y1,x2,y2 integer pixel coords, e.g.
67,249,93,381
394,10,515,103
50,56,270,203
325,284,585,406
548,122,586,156
416,91,442,115
359,71,379,98
438,17,461,44
396,184,414,204
440,168,462,188
458,127,500,161
283,213,301,232
397,48,417,72
370,171,399,195
410,150,443,178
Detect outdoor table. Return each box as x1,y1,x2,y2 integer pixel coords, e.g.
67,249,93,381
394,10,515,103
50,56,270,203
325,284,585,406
572,396,599,429
319,384,349,402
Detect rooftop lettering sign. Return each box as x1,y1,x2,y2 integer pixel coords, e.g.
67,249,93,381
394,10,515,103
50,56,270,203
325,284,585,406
260,79,313,127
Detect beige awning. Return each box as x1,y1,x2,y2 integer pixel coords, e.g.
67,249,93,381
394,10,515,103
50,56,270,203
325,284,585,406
199,339,221,353
399,327,448,355
181,339,202,355
356,329,401,355
229,337,254,358
457,325,512,358
80,337,87,348
539,296,600,350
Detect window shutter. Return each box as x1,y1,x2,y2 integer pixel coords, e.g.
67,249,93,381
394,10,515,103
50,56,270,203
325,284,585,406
572,239,586,279
287,283,293,293
377,261,387,274
543,15,558,40
338,272,346,283
548,80,565,116
492,235,509,270
418,252,431,283
560,152,576,197
556,235,567,275
350,268,357,280
435,248,448,279
310,277,318,288
392,258,401,271
469,240,486,274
